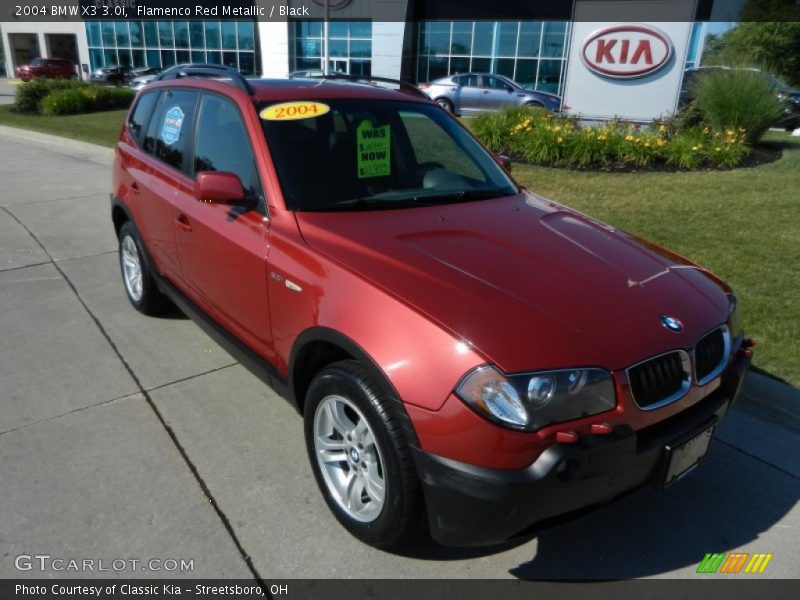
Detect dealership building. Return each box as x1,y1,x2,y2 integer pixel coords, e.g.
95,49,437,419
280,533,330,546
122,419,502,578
1,0,728,121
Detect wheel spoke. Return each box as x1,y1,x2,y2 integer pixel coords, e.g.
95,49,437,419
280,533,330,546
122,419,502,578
327,401,355,436
363,466,385,505
346,472,365,511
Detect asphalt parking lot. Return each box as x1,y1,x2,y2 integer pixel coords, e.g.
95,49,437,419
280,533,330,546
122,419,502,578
1,126,799,580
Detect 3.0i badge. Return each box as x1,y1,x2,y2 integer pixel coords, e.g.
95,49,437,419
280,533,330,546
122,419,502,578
661,315,684,333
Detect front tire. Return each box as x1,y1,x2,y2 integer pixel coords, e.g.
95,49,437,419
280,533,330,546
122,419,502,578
118,221,169,315
304,361,423,549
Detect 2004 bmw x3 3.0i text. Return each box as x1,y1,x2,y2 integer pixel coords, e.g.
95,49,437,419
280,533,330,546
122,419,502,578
111,65,752,548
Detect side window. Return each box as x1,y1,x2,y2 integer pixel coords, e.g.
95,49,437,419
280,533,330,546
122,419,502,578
193,94,264,202
483,76,506,90
128,91,159,148
143,89,199,173
460,75,479,87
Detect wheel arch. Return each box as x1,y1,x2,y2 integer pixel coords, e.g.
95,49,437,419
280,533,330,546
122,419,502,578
289,327,420,448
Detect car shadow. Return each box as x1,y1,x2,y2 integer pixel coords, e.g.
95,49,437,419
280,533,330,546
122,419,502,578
392,399,799,575
508,437,799,579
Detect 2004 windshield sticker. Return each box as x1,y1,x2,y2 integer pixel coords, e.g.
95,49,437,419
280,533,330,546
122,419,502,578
357,120,390,179
260,101,331,121
161,106,185,145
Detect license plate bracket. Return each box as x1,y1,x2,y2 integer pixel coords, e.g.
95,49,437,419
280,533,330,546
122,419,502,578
662,424,715,489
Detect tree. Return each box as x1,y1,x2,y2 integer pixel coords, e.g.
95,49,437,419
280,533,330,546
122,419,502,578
700,1,800,86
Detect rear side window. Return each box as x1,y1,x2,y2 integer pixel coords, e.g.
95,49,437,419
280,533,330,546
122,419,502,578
193,94,263,202
128,91,159,148
144,89,199,173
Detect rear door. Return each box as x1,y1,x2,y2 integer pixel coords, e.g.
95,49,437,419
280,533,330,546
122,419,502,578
455,74,484,114
133,88,200,279
172,92,272,351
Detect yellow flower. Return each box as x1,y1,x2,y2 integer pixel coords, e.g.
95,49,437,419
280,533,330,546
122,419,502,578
726,129,734,136
625,134,634,141
715,147,721,152
659,124,666,132
553,125,561,132
597,135,607,141
692,145,699,151
557,136,564,143
657,139,666,146
644,142,650,148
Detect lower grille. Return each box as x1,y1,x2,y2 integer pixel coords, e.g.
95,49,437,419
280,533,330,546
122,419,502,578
694,325,730,385
628,350,691,410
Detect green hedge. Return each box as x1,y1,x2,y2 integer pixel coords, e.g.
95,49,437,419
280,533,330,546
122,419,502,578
14,80,135,116
472,107,751,170
14,79,85,113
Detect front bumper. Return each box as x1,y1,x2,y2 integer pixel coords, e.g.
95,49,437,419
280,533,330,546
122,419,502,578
413,351,751,547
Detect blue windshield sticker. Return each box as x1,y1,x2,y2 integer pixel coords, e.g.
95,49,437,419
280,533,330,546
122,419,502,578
161,106,185,146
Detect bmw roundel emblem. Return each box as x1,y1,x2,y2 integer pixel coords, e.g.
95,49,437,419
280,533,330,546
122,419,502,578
660,315,684,333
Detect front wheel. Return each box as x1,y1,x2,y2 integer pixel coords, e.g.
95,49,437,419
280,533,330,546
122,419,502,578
304,361,424,549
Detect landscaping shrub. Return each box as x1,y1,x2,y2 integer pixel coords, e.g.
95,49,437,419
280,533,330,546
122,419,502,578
39,88,90,115
14,79,84,113
690,68,785,144
472,107,751,170
15,80,135,116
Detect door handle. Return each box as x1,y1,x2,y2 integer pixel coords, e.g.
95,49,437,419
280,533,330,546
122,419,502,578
482,90,490,94
130,182,140,195
176,214,192,233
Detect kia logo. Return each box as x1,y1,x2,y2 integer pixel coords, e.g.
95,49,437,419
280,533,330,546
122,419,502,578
582,24,673,79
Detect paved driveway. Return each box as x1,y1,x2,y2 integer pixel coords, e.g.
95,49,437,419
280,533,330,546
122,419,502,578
1,128,799,580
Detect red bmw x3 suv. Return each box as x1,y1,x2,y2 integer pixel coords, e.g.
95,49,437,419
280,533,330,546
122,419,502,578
112,65,752,549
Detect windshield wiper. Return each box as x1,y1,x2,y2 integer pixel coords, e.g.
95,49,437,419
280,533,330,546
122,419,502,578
410,189,505,205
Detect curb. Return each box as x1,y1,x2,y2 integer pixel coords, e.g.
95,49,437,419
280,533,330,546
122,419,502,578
0,124,114,166
737,371,800,434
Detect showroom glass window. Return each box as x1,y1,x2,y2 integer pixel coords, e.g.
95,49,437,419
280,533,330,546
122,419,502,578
84,21,260,75
290,21,373,76
416,21,570,94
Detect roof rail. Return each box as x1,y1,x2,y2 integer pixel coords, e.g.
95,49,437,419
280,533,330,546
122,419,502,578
311,73,429,99
157,63,254,95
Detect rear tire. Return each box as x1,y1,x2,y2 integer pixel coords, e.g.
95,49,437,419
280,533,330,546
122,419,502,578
118,221,169,315
525,101,545,109
304,360,424,549
435,97,454,113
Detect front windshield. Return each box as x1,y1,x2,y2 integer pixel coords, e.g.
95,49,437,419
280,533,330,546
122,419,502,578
259,99,518,211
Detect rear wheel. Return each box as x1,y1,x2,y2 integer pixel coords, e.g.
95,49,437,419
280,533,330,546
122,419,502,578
118,221,169,315
304,361,424,549
525,101,545,109
435,97,454,113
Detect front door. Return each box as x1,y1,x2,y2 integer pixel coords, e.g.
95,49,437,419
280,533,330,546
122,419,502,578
173,92,272,352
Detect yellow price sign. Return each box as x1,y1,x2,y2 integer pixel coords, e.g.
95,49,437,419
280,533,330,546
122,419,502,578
259,101,330,121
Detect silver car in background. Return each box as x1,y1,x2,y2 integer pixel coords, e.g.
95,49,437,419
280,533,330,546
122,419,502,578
420,73,561,116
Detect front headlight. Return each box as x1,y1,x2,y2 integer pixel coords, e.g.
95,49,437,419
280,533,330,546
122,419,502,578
728,292,742,338
455,365,616,431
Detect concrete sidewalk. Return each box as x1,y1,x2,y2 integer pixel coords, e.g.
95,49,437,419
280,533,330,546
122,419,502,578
0,127,798,580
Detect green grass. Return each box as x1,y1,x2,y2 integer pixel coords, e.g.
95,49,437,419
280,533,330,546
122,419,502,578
0,105,125,147
508,132,800,386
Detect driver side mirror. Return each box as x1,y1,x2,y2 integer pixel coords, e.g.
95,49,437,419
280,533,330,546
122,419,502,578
495,155,512,171
195,171,245,204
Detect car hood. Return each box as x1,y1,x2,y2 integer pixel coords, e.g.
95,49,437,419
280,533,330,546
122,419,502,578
295,192,730,373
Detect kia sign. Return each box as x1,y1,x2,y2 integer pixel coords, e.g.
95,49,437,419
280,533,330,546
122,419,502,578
581,24,674,79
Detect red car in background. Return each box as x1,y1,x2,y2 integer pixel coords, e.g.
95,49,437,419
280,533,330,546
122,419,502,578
111,66,753,549
16,58,76,82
